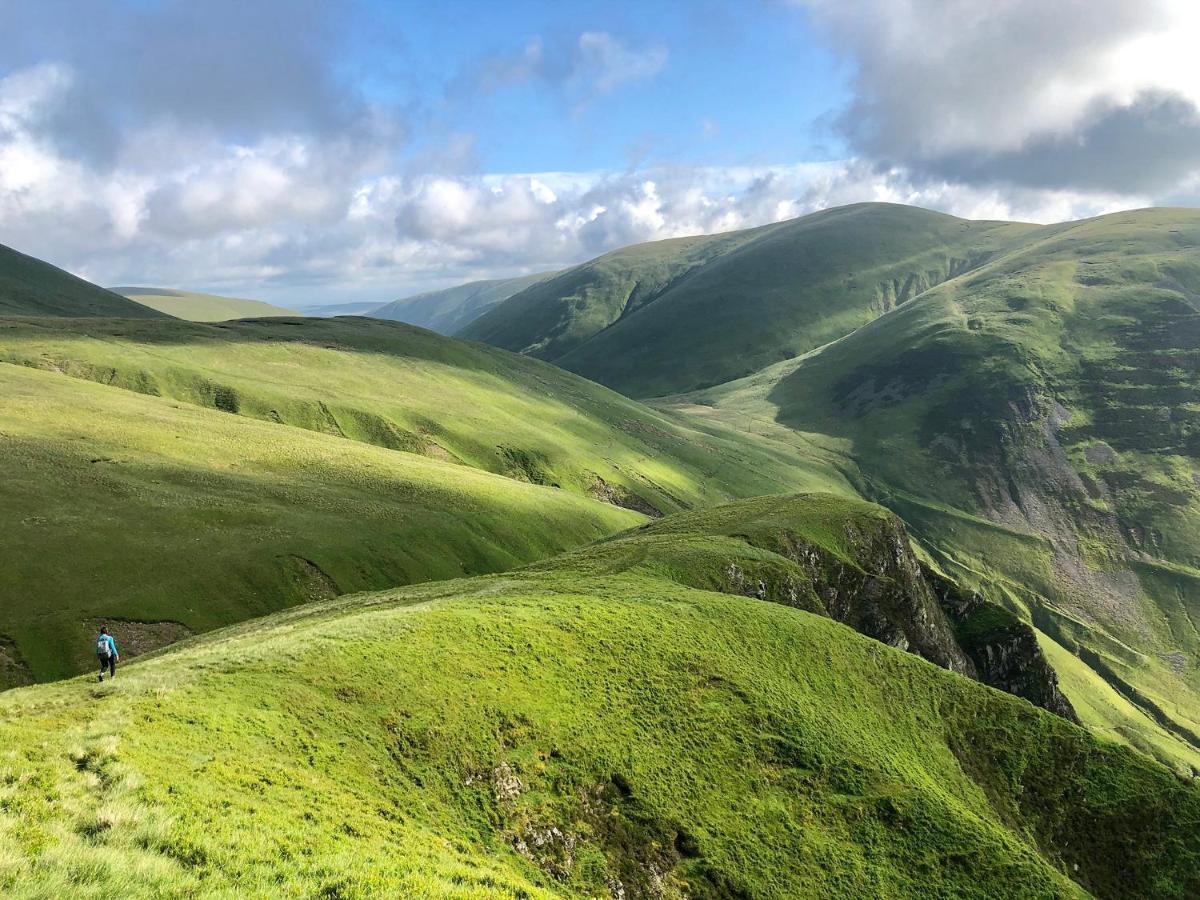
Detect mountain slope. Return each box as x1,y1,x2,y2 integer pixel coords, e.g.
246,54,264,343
113,287,299,321
675,206,1200,771
0,311,857,687
0,315,850,517
2,495,1197,898
0,361,640,686
0,244,168,319
462,204,1035,397
373,271,554,334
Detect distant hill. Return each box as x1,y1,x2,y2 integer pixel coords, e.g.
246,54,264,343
0,244,169,318
462,201,1200,773
372,271,555,334
293,300,382,317
461,203,1035,397
113,287,299,321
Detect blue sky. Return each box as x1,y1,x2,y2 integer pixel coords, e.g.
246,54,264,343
351,1,847,174
1,0,1198,303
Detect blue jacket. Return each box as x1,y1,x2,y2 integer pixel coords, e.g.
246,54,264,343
96,634,118,659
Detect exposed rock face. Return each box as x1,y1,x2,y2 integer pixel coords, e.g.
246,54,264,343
958,390,1148,636
928,570,1077,721
0,635,34,690
772,517,976,677
719,512,1075,720
82,618,195,660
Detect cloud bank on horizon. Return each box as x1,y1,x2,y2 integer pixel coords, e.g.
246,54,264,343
0,0,1198,303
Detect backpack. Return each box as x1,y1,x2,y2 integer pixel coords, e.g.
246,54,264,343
97,637,111,660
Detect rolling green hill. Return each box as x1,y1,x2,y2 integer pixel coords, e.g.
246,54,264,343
461,204,1036,397
0,311,857,687
373,271,555,334
112,286,300,321
0,245,168,319
6,208,1200,895
112,287,299,321
2,495,1198,898
294,300,384,317
0,360,641,686
0,315,850,518
672,206,1200,772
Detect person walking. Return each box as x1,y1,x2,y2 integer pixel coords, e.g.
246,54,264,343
96,626,118,681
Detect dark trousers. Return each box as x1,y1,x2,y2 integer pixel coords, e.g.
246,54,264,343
98,655,116,678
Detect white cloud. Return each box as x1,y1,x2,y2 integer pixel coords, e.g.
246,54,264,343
801,0,1200,192
0,58,1145,305
466,30,667,112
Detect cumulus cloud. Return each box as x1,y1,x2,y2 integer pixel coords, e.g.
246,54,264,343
0,0,376,165
389,166,813,275
802,0,1200,193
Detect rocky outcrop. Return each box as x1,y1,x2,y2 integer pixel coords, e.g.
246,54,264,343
769,517,977,677
717,512,1075,719
0,635,33,690
928,570,1077,721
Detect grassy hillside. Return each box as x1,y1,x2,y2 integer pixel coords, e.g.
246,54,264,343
2,495,1198,898
674,207,1200,772
113,287,299,321
0,311,859,687
0,361,641,687
373,272,554,334
0,315,850,518
0,245,168,319
463,204,1035,397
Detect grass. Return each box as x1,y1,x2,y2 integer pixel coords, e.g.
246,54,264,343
1,494,1198,898
0,311,856,688
112,287,300,322
0,361,641,685
0,315,849,517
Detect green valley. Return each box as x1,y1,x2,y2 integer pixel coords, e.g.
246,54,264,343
0,360,641,685
0,305,848,687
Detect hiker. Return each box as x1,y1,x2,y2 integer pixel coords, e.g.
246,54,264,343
96,626,118,681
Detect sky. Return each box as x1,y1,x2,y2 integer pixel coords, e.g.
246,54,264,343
2,0,1200,305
